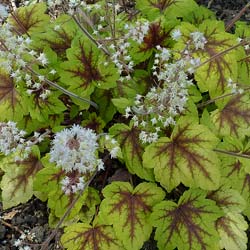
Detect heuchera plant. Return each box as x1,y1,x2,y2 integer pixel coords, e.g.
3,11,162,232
0,0,250,249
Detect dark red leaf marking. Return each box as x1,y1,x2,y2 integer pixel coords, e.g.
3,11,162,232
66,40,103,89
41,28,75,58
164,195,213,250
155,124,213,181
120,126,143,163
214,94,250,137
140,22,172,52
70,225,118,250
199,27,233,93
242,174,250,194
109,187,152,239
11,5,45,34
216,216,238,245
10,155,43,196
0,73,19,112
148,0,177,11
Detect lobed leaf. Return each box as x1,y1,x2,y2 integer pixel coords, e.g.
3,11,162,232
0,147,42,209
8,3,50,35
61,219,123,250
151,189,222,250
109,123,154,181
143,118,220,191
99,182,165,250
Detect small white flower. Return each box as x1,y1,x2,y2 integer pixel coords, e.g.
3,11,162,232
171,29,182,41
37,53,48,66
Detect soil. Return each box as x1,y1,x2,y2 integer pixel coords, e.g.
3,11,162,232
1,1,250,250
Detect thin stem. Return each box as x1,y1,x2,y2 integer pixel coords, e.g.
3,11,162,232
25,66,98,109
71,14,111,56
226,2,250,31
214,148,250,159
196,39,249,70
40,168,99,250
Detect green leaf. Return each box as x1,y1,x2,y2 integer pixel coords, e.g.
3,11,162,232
61,218,123,250
211,93,250,138
0,147,43,209
143,118,220,191
32,14,79,60
99,182,165,250
235,21,250,84
216,137,250,219
59,36,118,107
8,3,50,35
136,0,198,21
92,89,117,123
0,69,28,121
175,20,238,98
109,123,154,181
151,189,222,250
208,188,247,250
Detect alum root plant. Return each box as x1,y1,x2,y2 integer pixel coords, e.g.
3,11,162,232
0,1,250,250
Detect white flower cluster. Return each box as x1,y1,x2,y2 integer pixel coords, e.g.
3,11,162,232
0,121,26,156
49,125,104,174
190,31,207,50
61,175,85,195
124,21,150,44
125,45,193,143
0,121,47,159
227,78,244,94
0,22,52,100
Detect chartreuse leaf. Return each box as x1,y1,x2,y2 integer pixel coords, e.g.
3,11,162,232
143,118,220,192
92,89,117,123
61,217,123,250
235,21,250,84
33,155,90,225
0,146,43,209
109,123,154,181
151,189,223,250
136,0,198,21
59,35,118,108
0,69,28,121
8,3,50,35
24,90,66,123
216,137,250,219
129,19,176,64
99,182,165,250
208,188,247,250
32,14,79,60
174,20,238,98
211,93,250,138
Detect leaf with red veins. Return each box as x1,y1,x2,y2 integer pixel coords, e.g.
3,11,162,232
99,182,165,250
59,36,118,101
61,220,123,250
211,93,250,138
0,147,43,209
136,0,198,21
217,137,250,219
109,123,154,181
8,3,50,35
207,188,247,250
0,70,27,121
174,20,238,98
151,189,222,250
235,21,250,84
141,22,172,51
143,118,220,192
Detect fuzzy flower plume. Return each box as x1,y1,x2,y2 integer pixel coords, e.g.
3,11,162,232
49,125,104,174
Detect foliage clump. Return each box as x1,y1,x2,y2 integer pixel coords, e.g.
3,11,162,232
0,0,250,249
